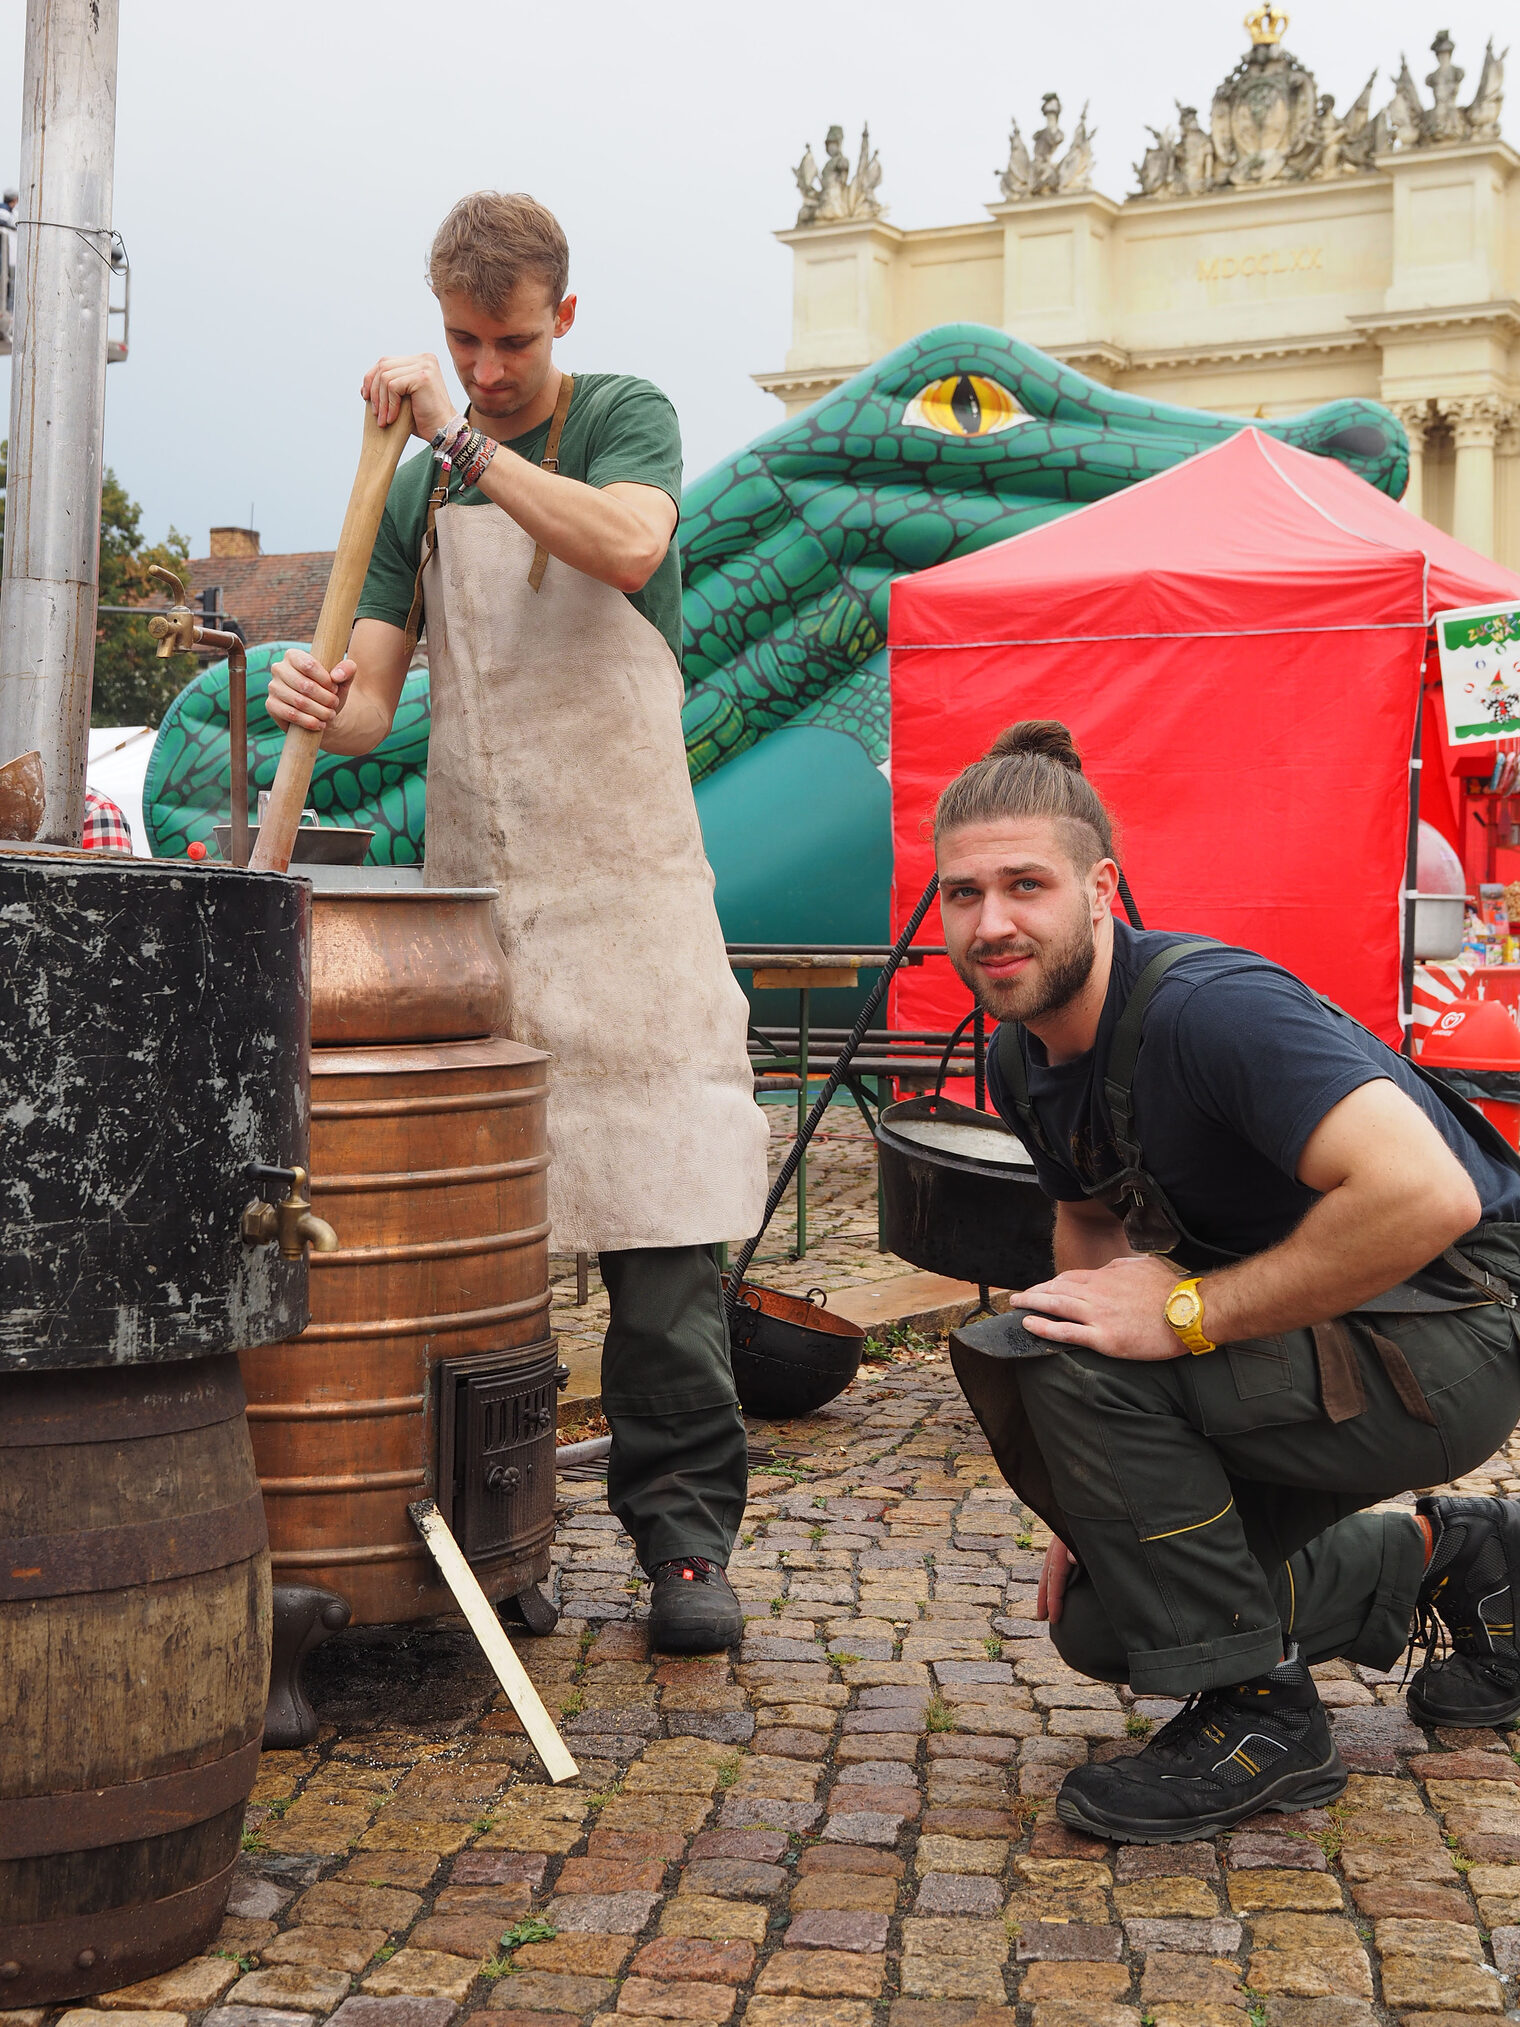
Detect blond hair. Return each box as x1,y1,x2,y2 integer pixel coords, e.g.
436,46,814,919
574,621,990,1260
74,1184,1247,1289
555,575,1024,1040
933,720,1116,870
428,191,569,312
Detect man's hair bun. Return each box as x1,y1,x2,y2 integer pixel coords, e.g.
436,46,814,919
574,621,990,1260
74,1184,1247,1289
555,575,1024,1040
935,716,1113,867
984,720,1083,773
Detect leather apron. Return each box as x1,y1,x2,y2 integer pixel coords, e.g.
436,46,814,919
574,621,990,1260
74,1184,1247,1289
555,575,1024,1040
413,394,769,1253
952,940,1520,1521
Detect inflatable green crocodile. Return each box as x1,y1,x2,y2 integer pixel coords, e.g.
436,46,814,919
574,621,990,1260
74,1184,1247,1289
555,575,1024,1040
146,323,1406,949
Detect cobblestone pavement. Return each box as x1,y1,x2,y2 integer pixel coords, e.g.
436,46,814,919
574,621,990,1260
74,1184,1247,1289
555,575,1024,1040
29,1122,1520,2027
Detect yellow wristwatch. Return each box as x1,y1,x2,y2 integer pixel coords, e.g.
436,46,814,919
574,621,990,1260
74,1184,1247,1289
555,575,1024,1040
1164,1276,1216,1355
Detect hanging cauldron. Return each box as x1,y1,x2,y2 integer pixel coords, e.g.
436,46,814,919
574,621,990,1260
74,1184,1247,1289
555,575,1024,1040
875,1093,1054,1290
0,845,313,2004
729,1283,864,1419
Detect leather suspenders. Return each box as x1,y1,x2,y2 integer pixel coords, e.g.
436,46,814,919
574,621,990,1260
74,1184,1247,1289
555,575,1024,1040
402,372,576,654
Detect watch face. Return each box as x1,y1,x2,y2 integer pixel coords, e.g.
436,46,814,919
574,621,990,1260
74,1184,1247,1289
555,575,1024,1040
1166,1289,1200,1328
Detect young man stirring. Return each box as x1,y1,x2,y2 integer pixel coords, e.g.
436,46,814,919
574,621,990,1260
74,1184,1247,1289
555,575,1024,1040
267,192,767,1653
937,720,1520,1842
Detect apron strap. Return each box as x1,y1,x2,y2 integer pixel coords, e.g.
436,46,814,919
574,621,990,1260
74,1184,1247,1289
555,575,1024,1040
402,471,448,660
528,372,575,593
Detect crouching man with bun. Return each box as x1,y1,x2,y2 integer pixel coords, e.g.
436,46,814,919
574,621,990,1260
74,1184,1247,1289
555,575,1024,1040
937,719,1520,1843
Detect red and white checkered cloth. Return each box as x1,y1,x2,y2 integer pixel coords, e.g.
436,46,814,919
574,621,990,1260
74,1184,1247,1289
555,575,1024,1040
81,788,134,853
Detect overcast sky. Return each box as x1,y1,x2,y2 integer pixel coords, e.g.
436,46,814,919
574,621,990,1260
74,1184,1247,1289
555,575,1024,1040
0,0,1506,556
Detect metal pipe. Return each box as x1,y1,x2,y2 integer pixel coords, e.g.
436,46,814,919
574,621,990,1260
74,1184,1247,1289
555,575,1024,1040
0,0,120,843
554,1435,611,1469
196,627,249,867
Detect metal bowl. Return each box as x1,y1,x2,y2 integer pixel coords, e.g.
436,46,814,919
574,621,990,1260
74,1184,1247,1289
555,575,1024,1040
213,823,374,866
728,1284,864,1420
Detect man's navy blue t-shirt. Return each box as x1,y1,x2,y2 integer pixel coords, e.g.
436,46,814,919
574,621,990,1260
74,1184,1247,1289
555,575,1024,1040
985,921,1520,1263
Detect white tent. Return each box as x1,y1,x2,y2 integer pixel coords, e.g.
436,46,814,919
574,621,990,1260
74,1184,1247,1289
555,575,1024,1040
87,725,154,855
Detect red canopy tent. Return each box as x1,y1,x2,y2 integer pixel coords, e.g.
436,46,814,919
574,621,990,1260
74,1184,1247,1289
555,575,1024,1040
888,427,1520,1047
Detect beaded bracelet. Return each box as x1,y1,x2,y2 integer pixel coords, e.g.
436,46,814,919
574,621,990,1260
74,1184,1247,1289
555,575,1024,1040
429,414,469,464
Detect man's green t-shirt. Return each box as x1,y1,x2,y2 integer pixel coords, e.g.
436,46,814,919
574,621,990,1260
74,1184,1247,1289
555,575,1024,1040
355,371,685,663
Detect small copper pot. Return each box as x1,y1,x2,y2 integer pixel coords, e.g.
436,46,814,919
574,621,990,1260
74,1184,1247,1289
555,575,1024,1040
311,884,509,1046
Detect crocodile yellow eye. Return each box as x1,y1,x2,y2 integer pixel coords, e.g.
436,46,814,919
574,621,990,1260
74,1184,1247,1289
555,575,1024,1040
903,374,1026,437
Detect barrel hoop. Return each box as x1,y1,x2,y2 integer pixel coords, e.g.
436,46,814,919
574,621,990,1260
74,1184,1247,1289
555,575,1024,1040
298,1293,552,1343
0,1489,268,1601
0,1356,245,1449
245,1392,424,1423
311,1082,549,1120
0,1855,236,2003
312,1221,551,1269
0,1735,262,1861
260,1466,427,1496
311,1154,548,1195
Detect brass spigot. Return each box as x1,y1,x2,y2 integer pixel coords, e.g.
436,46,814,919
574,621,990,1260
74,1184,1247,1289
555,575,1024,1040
242,1164,339,1260
146,563,197,659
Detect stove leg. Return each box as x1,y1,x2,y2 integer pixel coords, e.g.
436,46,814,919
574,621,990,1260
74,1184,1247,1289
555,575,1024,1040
501,1582,559,1636
265,1583,351,1747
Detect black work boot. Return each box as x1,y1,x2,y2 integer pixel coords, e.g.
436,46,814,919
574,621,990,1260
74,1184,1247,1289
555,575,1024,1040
646,1556,743,1654
1407,1495,1520,1729
1055,1651,1346,1843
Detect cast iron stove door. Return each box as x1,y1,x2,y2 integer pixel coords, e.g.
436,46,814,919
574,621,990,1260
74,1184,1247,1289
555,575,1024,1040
452,1352,558,1561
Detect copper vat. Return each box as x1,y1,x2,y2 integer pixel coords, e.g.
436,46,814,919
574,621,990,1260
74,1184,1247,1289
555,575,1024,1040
309,878,509,1046
239,1035,553,1625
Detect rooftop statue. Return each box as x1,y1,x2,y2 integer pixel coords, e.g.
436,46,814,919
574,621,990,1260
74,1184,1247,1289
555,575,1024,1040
1131,8,1506,199
1467,38,1507,138
996,92,1095,200
793,123,884,227
1425,28,1467,140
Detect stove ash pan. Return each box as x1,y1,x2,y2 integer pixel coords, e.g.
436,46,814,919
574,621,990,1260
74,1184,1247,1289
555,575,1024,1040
0,852,311,1371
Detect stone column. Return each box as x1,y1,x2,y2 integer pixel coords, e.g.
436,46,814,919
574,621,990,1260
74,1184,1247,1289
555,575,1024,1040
1447,396,1509,559
1389,400,1432,518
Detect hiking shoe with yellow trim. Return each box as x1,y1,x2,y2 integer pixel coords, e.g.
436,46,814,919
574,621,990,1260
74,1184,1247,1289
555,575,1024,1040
1055,1651,1345,1844
1407,1495,1520,1730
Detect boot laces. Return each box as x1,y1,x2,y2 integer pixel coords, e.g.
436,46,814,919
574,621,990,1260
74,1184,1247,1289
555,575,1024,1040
1140,1688,1233,1765
652,1556,720,1584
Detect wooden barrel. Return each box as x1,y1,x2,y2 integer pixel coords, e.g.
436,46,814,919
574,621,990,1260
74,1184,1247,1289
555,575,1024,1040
239,1037,553,1625
0,1357,270,2004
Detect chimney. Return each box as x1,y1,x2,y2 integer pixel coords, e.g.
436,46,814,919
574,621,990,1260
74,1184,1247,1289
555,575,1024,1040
210,526,260,558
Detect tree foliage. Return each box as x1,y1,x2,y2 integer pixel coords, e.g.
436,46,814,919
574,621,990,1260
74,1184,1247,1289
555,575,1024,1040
0,440,199,726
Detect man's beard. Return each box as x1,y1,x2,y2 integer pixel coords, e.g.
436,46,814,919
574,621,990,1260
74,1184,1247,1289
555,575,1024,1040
951,912,1096,1025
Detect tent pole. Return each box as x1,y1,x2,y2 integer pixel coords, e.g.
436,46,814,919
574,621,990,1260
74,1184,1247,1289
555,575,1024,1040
1401,656,1426,1057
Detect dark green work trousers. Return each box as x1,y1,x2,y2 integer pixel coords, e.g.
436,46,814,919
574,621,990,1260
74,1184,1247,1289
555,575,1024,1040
598,1245,748,1572
955,1280,1520,1697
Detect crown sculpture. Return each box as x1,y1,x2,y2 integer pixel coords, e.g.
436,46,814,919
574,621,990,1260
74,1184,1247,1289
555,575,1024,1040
1133,13,1507,198
1247,3,1290,46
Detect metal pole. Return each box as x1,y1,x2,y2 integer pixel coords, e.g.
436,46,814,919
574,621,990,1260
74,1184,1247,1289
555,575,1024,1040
795,984,810,1257
1401,655,1426,1057
0,0,119,843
